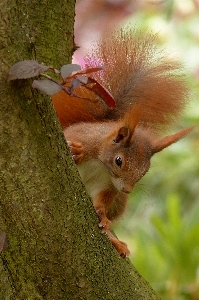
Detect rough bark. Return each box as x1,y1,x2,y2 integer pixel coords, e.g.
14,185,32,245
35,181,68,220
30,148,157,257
0,0,160,299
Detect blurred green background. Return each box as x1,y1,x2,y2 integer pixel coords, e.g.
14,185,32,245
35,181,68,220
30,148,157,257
103,1,199,299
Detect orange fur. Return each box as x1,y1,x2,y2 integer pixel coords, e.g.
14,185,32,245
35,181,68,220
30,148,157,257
53,29,192,257
53,30,189,132
84,30,189,131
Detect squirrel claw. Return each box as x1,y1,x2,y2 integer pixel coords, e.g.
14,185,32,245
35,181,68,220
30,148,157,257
106,230,130,258
95,208,112,232
116,241,130,258
67,141,84,164
119,247,130,258
112,240,130,258
98,218,111,232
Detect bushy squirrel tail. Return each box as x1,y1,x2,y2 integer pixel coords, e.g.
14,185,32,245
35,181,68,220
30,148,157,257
52,29,189,131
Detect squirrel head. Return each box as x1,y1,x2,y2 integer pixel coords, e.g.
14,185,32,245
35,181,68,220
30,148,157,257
99,107,193,194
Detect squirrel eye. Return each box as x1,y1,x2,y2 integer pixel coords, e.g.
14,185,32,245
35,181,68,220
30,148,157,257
115,156,122,167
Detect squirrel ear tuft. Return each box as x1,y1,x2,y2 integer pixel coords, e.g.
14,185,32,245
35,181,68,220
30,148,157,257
152,126,194,154
124,105,142,131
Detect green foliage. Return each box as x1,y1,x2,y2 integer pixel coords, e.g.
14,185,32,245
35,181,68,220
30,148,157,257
131,195,199,300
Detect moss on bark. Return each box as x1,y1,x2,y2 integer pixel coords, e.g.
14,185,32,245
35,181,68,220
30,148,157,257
0,1,160,299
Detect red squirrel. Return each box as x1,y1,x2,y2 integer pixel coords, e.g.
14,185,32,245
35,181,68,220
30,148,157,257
52,30,193,257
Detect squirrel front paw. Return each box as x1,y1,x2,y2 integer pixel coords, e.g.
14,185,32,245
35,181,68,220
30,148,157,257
98,216,112,233
67,141,84,164
106,230,130,258
95,208,112,232
114,240,130,258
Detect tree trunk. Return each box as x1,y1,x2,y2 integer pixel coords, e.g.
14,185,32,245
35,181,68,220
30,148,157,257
0,0,160,299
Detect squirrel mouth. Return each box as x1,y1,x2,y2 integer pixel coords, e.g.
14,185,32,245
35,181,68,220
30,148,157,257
121,188,131,194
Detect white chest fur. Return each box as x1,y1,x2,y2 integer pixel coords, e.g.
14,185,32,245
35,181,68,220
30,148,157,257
77,159,112,199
